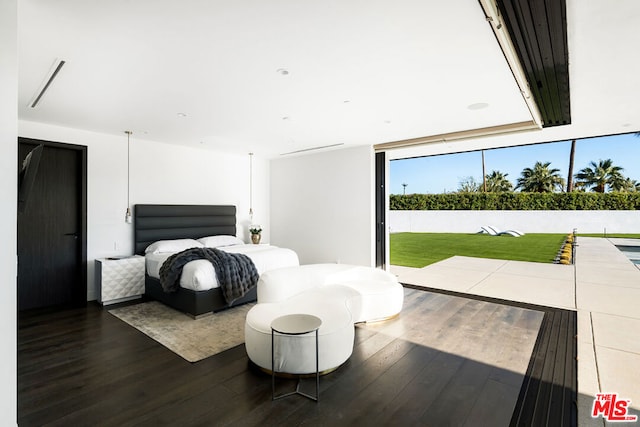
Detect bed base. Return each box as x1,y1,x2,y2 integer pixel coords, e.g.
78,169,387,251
145,274,256,318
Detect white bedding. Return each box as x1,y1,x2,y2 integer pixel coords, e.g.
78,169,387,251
145,244,299,291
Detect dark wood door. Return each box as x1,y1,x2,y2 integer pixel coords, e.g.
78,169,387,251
17,139,87,311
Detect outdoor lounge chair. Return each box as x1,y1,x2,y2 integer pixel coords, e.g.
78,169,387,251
479,225,525,237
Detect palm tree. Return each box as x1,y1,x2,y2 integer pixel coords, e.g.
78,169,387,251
485,170,513,192
402,183,408,195
516,161,565,192
574,159,625,192
481,150,487,192
458,176,480,193
566,139,576,191
614,177,640,192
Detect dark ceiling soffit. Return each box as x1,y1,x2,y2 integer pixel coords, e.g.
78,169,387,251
496,0,571,127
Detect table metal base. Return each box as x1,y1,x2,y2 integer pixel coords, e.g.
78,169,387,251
271,324,319,402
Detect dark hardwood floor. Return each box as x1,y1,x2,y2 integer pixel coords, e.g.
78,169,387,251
18,287,577,426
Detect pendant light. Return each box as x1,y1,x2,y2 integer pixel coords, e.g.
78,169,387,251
125,131,132,224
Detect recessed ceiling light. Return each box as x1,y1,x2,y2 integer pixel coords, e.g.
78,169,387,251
276,68,289,75
343,100,351,104
384,120,392,124
282,116,290,120
177,112,187,118
467,102,489,110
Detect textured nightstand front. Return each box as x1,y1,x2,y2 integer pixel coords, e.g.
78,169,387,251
97,255,145,304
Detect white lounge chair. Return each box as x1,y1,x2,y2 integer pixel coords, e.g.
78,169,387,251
479,225,525,237
480,225,499,235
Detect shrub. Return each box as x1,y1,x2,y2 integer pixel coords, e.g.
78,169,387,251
389,192,640,210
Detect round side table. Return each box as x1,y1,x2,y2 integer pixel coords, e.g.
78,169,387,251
271,313,322,402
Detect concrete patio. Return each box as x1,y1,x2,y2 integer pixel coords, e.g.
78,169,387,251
391,237,640,426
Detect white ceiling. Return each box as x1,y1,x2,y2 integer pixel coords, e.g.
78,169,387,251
17,0,640,158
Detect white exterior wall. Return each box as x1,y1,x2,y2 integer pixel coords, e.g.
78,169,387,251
19,121,270,301
271,145,376,266
0,0,18,422
390,210,640,234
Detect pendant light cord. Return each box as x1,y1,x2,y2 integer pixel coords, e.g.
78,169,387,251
126,131,131,208
249,152,254,221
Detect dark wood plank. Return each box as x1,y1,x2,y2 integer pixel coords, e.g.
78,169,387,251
510,309,577,427
531,309,563,425
382,349,467,425
402,284,578,427
18,288,577,426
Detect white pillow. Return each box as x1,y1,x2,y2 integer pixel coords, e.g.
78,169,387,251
198,235,244,248
144,239,204,254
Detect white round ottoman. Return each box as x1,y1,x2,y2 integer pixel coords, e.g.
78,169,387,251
338,279,404,323
244,263,404,375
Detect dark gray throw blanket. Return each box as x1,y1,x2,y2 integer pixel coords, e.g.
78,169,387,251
159,247,259,304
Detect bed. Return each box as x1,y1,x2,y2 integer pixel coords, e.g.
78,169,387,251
134,204,299,317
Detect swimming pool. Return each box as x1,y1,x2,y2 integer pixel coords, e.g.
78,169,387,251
616,245,640,265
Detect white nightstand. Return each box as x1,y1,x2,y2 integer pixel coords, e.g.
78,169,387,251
96,255,145,305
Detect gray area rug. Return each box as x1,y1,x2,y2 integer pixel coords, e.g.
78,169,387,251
109,301,253,362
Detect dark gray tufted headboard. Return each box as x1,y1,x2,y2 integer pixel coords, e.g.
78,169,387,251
134,204,236,255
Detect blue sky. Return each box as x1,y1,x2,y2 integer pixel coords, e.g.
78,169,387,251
390,132,640,194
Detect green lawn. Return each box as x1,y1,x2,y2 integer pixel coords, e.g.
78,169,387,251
390,232,567,268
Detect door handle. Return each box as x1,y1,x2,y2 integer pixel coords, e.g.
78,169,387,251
64,232,78,239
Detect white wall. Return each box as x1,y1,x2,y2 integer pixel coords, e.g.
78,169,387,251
18,121,269,301
270,145,376,266
0,0,18,422
390,210,640,234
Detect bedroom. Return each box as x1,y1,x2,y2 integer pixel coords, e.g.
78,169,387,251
14,122,377,306
4,0,640,424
